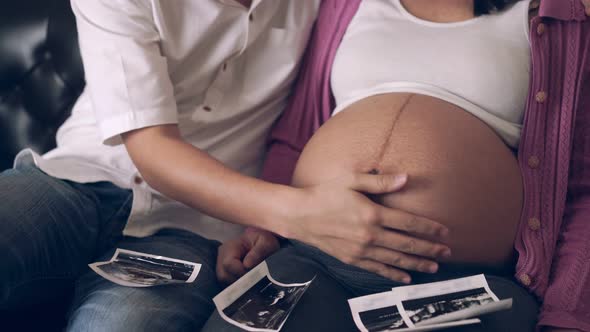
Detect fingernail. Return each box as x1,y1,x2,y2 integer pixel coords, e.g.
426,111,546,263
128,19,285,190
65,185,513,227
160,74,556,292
439,228,450,238
441,248,452,259
392,174,408,186
402,276,411,284
428,264,438,273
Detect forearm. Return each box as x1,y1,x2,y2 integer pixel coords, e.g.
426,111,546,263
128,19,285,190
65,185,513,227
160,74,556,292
123,125,295,235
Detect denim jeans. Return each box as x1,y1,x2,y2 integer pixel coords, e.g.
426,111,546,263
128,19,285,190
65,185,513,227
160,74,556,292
203,243,540,332
0,165,221,331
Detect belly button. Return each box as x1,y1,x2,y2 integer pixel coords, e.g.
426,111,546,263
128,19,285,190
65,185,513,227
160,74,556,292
369,168,380,175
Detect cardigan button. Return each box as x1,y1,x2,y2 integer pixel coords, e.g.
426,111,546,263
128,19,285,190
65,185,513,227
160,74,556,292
528,218,541,231
519,273,532,287
535,91,547,103
536,23,546,36
528,155,540,169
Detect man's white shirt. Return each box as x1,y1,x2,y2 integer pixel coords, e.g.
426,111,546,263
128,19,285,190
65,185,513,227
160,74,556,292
15,0,320,242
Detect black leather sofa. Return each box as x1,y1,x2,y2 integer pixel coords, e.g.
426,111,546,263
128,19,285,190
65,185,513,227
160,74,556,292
0,0,83,329
0,0,84,172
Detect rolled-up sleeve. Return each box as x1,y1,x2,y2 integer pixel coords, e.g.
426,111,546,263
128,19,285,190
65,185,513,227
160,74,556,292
71,0,178,145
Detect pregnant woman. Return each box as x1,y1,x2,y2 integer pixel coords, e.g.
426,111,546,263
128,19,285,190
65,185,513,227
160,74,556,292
209,0,590,331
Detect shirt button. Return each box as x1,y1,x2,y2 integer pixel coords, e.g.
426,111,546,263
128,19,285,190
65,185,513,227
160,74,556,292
536,23,546,36
134,176,143,185
249,13,254,22
222,63,228,71
528,218,541,231
535,91,547,103
203,106,212,112
528,155,540,169
519,274,532,287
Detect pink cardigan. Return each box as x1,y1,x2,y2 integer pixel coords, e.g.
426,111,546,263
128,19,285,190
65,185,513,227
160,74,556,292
261,1,590,330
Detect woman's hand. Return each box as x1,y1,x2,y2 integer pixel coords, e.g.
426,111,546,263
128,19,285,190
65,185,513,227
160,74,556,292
216,228,280,284
283,173,452,284
583,0,590,15
543,328,582,332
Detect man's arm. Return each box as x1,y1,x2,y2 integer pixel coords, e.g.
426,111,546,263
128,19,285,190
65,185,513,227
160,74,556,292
122,125,293,234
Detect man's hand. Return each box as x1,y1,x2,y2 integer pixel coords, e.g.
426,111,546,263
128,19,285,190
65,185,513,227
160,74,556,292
284,173,452,284
583,0,590,16
217,228,280,284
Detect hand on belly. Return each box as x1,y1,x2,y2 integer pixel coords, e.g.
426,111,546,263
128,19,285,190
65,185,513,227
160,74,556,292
292,93,523,268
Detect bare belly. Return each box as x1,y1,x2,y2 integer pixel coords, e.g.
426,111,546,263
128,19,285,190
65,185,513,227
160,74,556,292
292,93,523,267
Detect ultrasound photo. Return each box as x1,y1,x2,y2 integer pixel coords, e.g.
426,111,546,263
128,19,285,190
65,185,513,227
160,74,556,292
358,305,408,331
89,249,201,287
222,276,308,330
214,262,313,332
402,287,494,325
349,275,510,331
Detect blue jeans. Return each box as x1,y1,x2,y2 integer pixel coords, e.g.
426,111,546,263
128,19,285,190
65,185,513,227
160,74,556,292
203,243,540,331
0,165,221,331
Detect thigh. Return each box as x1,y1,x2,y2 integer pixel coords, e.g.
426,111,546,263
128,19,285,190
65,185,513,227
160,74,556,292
67,229,222,332
202,246,359,332
0,166,129,309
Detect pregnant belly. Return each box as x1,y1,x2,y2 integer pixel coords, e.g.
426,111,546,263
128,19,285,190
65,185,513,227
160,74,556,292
292,93,523,267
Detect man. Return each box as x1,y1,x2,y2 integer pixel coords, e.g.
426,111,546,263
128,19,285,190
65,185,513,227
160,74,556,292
0,0,453,331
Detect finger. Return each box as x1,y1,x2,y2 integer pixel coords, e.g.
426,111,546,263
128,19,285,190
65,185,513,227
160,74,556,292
378,207,451,242
243,239,279,269
217,241,249,282
355,259,412,284
364,246,440,274
349,173,408,194
223,257,248,278
373,228,451,259
217,266,239,285
216,257,240,284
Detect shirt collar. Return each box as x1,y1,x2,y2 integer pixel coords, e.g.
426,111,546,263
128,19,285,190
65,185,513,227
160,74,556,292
539,0,587,21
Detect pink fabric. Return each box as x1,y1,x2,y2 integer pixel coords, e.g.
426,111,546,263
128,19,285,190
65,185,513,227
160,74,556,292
261,1,590,330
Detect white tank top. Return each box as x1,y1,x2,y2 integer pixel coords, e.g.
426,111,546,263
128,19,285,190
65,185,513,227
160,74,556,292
331,0,531,148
